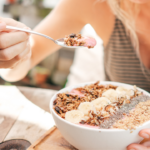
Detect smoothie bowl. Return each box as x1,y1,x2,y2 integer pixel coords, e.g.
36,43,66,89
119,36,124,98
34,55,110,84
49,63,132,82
50,81,150,150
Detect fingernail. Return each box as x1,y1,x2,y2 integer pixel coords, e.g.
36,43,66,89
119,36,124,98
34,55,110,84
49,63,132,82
141,133,149,139
0,22,6,31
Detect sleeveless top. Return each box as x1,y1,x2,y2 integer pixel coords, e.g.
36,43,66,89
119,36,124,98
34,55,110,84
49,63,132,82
104,18,150,92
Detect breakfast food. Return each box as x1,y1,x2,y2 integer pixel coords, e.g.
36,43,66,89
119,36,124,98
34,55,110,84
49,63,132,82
64,33,96,48
53,81,150,130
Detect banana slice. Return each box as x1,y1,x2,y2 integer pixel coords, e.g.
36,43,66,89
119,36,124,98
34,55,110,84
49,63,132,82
116,86,134,99
102,89,118,103
78,102,95,115
65,110,84,123
91,97,110,111
82,115,90,121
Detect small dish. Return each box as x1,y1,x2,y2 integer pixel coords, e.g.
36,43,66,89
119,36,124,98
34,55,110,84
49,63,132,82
0,139,31,150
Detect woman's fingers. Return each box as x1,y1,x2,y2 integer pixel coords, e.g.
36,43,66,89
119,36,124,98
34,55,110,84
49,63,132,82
0,40,28,61
0,55,22,68
142,141,150,147
0,17,29,32
2,17,25,28
127,129,150,150
0,45,31,69
16,42,31,60
139,129,150,139
0,31,29,49
0,17,31,69
127,143,150,150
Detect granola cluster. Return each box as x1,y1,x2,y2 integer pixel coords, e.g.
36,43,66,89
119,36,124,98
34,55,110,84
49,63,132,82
53,81,144,128
64,33,85,47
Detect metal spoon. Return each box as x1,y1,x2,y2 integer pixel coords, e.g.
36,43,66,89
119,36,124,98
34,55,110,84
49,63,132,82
6,25,84,48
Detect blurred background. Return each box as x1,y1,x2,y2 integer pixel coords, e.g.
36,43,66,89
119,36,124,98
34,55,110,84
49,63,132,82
0,0,104,90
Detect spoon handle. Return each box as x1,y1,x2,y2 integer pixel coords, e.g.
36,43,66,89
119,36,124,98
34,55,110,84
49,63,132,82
6,25,56,43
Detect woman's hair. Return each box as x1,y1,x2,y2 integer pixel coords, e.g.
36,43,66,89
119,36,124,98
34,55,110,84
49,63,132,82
104,0,140,56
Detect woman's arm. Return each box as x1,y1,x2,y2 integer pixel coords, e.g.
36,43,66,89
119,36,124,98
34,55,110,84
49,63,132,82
1,0,92,82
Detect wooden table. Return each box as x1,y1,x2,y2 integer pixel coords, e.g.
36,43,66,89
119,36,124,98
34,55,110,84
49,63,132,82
0,85,57,144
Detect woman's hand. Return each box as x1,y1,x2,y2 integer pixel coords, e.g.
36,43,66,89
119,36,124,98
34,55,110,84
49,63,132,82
0,17,31,69
127,129,150,150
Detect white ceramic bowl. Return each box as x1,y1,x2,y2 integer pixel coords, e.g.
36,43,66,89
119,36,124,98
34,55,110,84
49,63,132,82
50,81,150,150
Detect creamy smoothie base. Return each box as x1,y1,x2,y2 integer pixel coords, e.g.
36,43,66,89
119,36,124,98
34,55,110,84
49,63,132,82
53,81,150,130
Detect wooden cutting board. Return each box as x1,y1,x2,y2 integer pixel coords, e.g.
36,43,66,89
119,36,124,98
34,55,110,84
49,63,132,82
27,126,78,150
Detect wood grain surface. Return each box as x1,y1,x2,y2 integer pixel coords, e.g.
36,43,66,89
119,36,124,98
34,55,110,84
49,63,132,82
18,86,57,113
0,86,56,144
27,127,78,150
0,105,22,142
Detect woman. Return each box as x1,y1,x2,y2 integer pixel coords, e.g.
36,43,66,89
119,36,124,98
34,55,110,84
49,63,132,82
0,0,150,149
